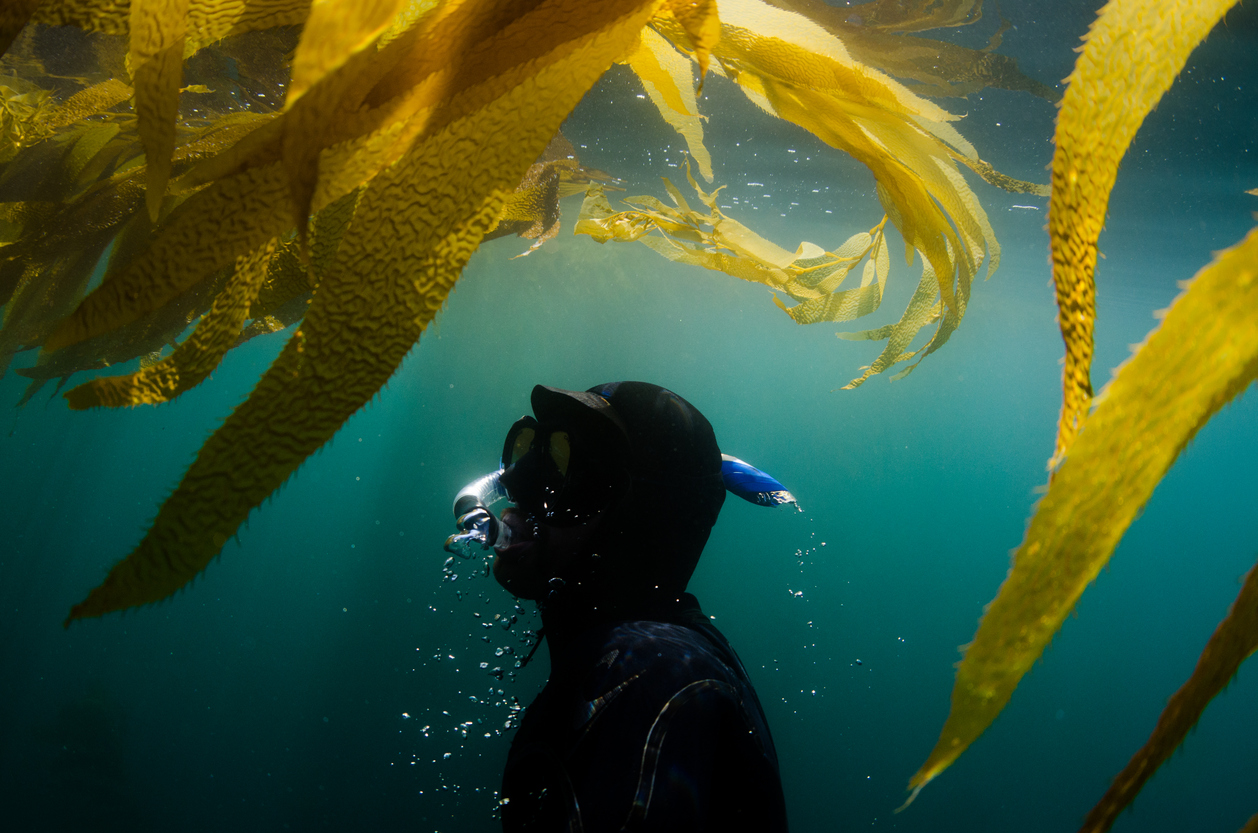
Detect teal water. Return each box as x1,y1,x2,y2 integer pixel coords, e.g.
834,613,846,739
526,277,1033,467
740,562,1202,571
2,2,1258,831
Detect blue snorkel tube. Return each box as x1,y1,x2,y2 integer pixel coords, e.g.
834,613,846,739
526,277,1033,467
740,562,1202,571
444,453,796,558
719,454,798,508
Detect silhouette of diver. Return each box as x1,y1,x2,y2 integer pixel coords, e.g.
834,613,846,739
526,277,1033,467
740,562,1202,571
451,382,791,832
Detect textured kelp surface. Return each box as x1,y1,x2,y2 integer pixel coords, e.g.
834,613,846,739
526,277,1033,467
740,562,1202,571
905,0,1258,828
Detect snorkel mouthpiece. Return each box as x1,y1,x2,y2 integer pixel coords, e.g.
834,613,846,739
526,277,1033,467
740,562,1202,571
444,469,513,558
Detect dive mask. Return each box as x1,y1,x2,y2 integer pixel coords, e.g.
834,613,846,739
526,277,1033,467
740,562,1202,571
442,416,627,558
497,416,625,527
443,419,798,559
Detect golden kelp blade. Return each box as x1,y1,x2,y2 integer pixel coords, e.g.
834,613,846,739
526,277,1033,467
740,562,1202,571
1079,560,1258,833
907,226,1258,800
64,238,278,408
575,173,893,324
279,0,406,237
1047,0,1238,469
130,0,189,221
839,256,942,388
44,163,293,350
1241,813,1258,833
655,0,1000,387
285,0,406,105
65,0,676,623
660,0,718,82
625,27,713,182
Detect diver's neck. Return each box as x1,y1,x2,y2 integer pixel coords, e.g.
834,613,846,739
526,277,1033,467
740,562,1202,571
538,588,696,667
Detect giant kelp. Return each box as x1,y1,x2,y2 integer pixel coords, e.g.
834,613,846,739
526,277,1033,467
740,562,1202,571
52,0,698,621
905,0,1258,827
4,0,1252,822
603,0,1048,387
0,0,1047,622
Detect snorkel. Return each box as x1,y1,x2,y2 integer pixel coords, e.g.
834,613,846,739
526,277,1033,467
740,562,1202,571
444,468,512,558
443,448,797,558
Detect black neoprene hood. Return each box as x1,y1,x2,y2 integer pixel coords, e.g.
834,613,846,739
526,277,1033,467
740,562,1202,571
531,381,726,593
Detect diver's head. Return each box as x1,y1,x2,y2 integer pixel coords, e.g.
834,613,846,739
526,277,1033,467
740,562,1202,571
492,382,725,605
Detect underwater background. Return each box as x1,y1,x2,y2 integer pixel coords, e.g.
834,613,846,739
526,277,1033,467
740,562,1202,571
2,1,1257,830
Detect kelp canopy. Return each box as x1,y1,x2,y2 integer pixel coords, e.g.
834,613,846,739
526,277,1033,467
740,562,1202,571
0,0,1043,622
3,0,1256,829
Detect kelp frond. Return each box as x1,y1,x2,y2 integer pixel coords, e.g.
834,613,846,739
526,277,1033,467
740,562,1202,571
1080,558,1258,833
37,0,718,623
630,0,1046,386
908,222,1258,807
575,166,902,340
905,0,1256,824
1046,0,1239,470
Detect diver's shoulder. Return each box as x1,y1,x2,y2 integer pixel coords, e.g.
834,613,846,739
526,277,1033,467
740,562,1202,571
596,618,738,681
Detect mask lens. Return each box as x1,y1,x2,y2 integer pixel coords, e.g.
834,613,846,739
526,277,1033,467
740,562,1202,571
502,417,538,469
510,427,535,466
499,418,620,526
548,431,570,477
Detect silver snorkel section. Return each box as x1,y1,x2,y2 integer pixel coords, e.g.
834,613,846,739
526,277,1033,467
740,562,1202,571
443,469,514,558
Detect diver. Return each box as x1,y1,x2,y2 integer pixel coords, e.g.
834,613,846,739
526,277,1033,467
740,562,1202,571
445,381,793,832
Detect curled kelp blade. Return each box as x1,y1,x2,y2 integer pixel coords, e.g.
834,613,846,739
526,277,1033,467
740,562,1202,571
625,26,713,182
907,225,1258,801
574,172,896,325
65,0,696,623
1047,0,1239,469
1079,559,1258,833
649,0,1023,386
838,256,942,388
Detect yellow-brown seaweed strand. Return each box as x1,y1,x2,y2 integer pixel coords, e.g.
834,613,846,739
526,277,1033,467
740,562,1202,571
907,225,1258,803
65,0,686,624
1079,560,1258,833
1047,0,1238,470
130,0,189,221
63,238,279,407
44,164,294,349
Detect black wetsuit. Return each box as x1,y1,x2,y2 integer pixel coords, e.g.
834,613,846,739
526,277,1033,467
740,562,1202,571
500,593,788,832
